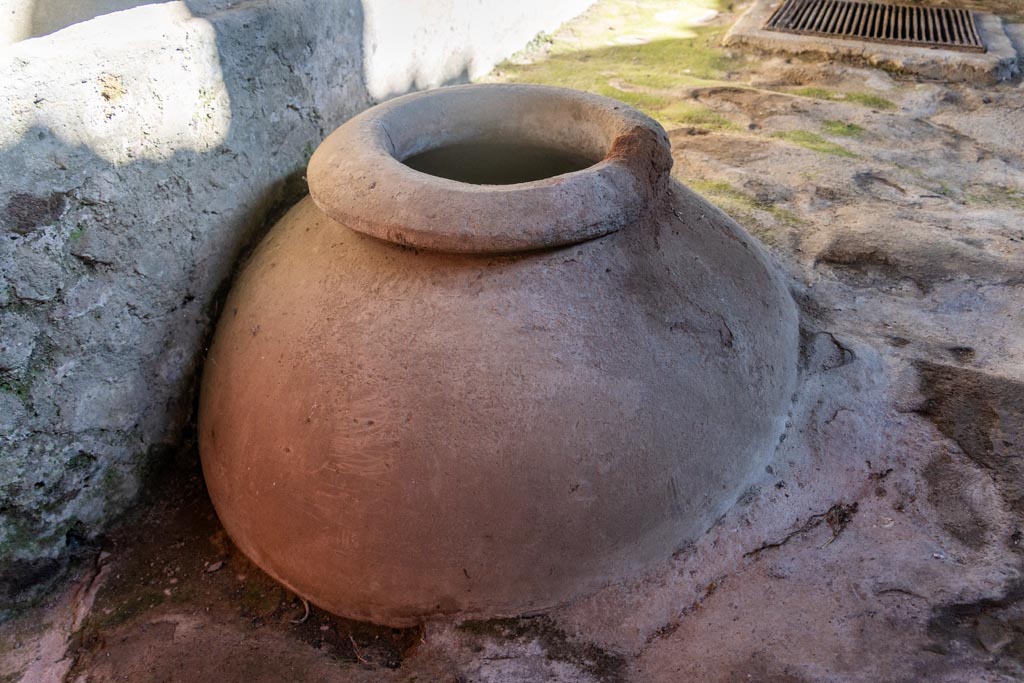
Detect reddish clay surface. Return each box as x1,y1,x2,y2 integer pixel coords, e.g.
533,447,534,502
200,85,799,625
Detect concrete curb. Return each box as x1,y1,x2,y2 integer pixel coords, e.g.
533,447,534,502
723,0,1020,84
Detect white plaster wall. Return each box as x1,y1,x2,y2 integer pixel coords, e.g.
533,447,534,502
1,0,169,45
3,0,593,95
362,0,593,100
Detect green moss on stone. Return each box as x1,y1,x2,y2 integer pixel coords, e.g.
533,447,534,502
771,130,857,157
791,87,836,101
687,178,802,229
966,186,1024,211
495,26,740,119
790,88,895,111
0,380,30,404
845,92,896,110
822,120,865,137
656,102,737,130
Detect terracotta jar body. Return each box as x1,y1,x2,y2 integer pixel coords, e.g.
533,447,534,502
199,84,799,626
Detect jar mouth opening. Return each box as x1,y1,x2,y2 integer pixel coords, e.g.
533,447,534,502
401,140,602,186
308,84,672,254
378,85,618,188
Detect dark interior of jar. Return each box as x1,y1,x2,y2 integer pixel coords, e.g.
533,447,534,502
402,139,600,185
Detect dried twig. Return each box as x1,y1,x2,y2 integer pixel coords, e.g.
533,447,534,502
349,633,371,666
745,502,858,557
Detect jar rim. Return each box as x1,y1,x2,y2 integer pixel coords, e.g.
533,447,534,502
307,84,672,254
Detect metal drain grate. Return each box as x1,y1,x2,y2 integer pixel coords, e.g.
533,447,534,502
765,0,985,53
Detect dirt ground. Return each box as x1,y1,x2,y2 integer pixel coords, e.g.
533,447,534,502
3,1,1024,681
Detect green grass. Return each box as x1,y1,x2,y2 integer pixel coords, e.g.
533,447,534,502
0,380,30,403
491,28,741,125
966,186,1024,211
771,130,857,157
845,92,896,110
792,87,835,101
491,3,753,129
656,101,737,131
790,87,895,111
821,120,865,137
933,181,957,199
688,179,747,202
525,30,555,51
594,86,671,110
686,179,791,247
687,178,801,228
495,27,740,119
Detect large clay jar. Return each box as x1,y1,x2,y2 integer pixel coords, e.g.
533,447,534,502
199,84,798,626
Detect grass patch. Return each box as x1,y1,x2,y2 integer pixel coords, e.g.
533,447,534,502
845,92,896,110
495,26,740,119
687,178,801,228
792,87,835,101
966,186,1024,211
656,102,737,131
595,86,671,109
688,179,747,202
0,379,31,403
771,130,857,157
490,2,747,130
932,180,957,199
790,87,895,111
822,120,865,137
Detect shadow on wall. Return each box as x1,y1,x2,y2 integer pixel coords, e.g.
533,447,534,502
0,0,379,610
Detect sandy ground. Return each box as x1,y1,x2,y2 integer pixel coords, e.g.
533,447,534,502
2,1,1023,681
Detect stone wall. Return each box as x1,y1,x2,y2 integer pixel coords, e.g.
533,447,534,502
0,0,592,606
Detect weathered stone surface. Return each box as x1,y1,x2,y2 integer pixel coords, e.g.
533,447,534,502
0,394,27,434
0,313,37,372
5,236,66,303
0,0,593,599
